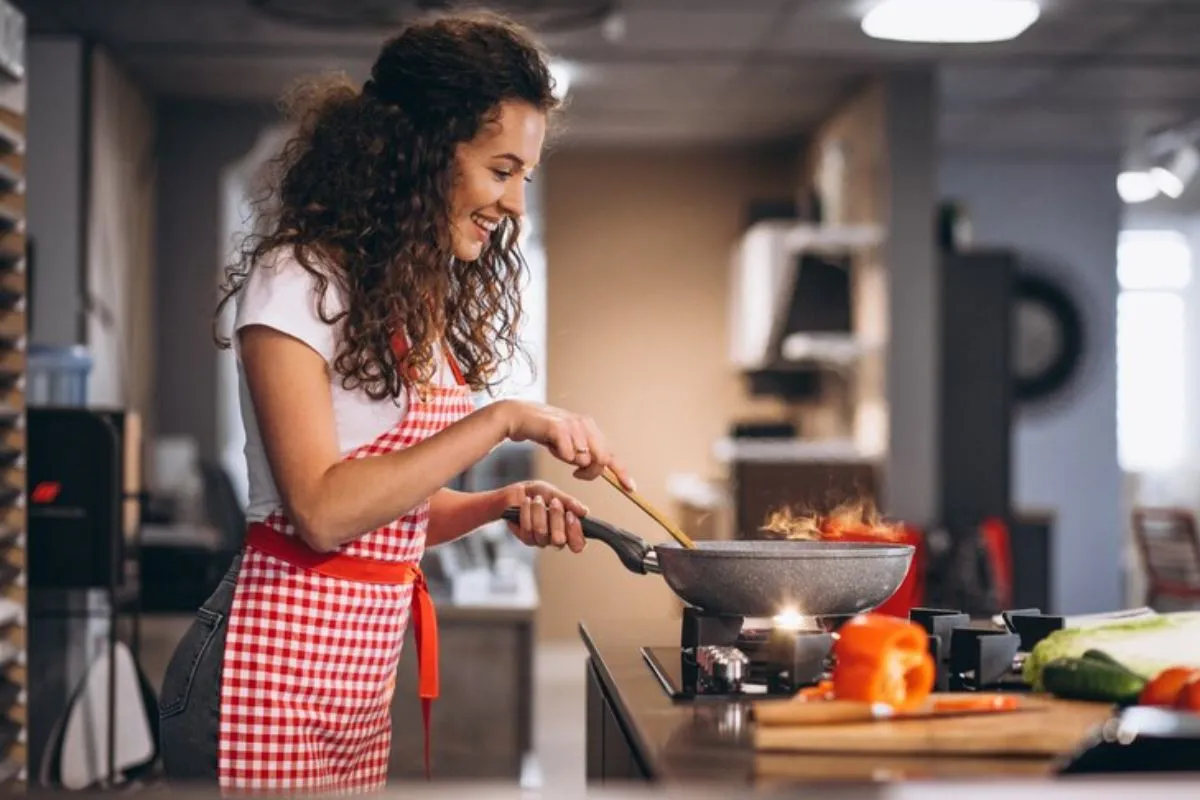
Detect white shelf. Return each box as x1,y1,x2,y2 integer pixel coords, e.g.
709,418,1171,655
778,223,884,255
713,437,882,464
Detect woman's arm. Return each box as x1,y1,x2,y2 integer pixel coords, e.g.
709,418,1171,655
241,325,626,553
242,325,512,552
425,487,514,547
425,481,589,548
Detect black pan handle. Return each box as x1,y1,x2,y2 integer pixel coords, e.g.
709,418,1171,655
500,506,654,574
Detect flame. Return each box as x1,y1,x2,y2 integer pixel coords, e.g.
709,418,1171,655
772,607,812,631
759,499,905,542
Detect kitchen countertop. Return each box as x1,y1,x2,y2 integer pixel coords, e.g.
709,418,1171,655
578,616,1176,786
580,616,756,784
32,783,1200,799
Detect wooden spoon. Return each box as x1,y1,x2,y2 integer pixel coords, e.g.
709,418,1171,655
601,467,697,549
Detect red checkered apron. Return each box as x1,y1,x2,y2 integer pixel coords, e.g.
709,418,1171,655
217,335,474,795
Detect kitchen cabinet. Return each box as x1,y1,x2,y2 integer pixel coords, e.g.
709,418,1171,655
387,606,534,782
585,659,650,784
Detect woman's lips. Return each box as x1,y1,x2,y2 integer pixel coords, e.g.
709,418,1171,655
471,213,498,243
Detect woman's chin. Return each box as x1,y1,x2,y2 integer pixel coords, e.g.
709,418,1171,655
451,240,485,263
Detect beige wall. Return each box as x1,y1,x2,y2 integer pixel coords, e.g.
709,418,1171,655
535,147,795,640
87,47,157,438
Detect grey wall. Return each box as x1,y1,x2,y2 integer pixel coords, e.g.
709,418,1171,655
26,36,86,346
882,70,940,524
155,101,275,458
940,152,1123,614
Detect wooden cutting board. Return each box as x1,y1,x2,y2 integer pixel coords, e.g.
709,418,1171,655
753,694,1114,756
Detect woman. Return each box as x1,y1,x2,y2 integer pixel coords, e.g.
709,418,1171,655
157,11,632,794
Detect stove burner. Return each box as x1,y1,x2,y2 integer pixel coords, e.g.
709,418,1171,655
645,605,1071,701
643,607,835,699
909,607,1024,692
681,608,742,650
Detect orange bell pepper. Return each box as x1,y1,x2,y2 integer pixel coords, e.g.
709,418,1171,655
832,613,936,712
794,680,835,702
1140,666,1200,708
1176,674,1200,712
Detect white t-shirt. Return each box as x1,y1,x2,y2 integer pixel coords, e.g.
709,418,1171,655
233,247,456,523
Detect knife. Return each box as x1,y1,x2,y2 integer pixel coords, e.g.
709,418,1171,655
754,694,1031,727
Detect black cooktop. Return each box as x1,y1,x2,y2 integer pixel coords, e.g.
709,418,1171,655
642,645,822,701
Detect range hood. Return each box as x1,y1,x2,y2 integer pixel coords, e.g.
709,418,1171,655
729,222,882,397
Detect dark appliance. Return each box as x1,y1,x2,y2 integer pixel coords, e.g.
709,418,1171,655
744,252,855,401
934,248,1054,614
26,407,145,785
27,408,123,590
1056,706,1200,774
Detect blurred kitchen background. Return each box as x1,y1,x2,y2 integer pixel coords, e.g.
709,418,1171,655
3,0,1200,793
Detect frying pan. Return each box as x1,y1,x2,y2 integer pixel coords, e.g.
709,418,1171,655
499,508,914,618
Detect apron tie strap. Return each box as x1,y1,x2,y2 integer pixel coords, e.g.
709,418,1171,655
410,569,439,780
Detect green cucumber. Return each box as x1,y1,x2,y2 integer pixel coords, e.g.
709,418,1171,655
1080,649,1132,670
1041,655,1147,705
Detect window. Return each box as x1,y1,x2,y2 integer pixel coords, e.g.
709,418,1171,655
1116,229,1191,472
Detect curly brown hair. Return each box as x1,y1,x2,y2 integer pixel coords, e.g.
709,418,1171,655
216,10,562,399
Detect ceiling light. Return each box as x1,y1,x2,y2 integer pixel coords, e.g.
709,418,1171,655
601,9,626,42
861,0,1041,44
1117,171,1159,204
1150,145,1200,200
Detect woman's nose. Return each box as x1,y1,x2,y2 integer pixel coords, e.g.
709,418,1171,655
500,181,526,218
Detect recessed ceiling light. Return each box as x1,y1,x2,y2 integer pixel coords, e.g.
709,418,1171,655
1116,171,1159,204
1150,146,1200,200
861,0,1041,44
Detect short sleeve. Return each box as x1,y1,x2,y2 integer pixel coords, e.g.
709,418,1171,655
233,248,345,363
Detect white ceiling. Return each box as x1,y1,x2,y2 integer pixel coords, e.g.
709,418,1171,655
16,0,1200,152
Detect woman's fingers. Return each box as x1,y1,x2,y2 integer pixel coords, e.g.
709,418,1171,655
605,457,637,492
509,483,588,552
520,493,546,547
570,417,605,480
547,497,568,548
565,510,585,553
519,492,532,537
568,417,592,469
517,404,636,492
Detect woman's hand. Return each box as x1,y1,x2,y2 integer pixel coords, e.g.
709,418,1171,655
492,400,636,491
503,481,589,553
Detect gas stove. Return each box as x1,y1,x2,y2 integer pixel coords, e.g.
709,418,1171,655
643,605,1075,701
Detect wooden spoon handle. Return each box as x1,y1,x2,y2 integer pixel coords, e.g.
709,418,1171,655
601,468,697,549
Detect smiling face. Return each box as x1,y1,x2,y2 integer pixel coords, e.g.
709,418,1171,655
448,100,547,262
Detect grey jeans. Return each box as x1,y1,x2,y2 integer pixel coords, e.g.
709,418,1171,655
157,555,241,784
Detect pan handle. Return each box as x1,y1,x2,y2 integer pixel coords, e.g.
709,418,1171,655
500,507,656,575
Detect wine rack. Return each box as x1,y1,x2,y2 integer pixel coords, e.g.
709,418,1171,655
0,0,25,790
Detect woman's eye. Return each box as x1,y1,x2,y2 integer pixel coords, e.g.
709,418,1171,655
492,169,512,181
